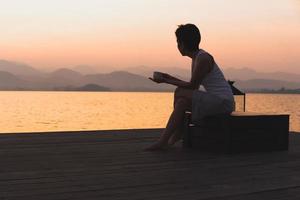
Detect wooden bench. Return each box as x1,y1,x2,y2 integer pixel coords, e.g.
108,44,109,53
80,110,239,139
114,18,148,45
182,112,289,153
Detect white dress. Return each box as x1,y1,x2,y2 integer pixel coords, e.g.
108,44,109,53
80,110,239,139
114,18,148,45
192,49,235,122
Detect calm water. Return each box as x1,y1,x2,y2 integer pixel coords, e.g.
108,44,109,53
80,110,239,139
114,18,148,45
0,92,299,133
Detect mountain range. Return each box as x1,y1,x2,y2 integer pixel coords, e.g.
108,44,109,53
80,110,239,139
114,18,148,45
0,59,299,92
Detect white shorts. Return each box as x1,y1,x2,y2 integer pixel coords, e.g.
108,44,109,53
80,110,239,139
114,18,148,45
191,90,235,123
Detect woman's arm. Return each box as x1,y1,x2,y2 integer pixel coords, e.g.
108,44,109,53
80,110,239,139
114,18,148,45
164,74,182,82
149,73,183,83
164,54,213,89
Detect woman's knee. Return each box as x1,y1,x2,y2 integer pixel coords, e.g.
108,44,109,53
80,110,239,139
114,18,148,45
174,87,181,99
174,87,183,107
174,87,183,96
175,98,190,109
176,97,192,111
173,87,193,109
175,87,194,99
174,93,187,109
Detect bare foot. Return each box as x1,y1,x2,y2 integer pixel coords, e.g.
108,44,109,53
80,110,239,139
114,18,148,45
144,141,168,151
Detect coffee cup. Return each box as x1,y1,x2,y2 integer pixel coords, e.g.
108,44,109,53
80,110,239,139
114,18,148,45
153,71,164,81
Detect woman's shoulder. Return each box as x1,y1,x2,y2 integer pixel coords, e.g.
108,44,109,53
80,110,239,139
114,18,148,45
197,49,214,61
196,49,214,70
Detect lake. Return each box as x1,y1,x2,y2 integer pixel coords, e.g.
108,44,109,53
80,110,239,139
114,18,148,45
0,91,299,133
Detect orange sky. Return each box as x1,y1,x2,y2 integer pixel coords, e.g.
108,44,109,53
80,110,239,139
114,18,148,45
0,0,299,73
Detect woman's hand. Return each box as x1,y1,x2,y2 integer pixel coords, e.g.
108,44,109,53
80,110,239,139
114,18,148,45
148,77,166,83
149,72,174,84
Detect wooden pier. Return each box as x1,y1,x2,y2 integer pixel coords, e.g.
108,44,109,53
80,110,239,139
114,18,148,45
1,129,300,200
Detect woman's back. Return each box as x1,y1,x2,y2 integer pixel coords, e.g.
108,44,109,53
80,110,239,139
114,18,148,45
196,49,234,101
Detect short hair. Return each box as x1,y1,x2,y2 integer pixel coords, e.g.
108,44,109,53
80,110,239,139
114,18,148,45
175,24,201,51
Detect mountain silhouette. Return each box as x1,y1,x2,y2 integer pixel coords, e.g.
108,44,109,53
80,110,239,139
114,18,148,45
84,71,175,91
0,71,30,89
223,67,300,82
0,60,42,77
72,65,99,75
53,84,110,91
235,79,300,91
0,59,299,91
34,68,85,88
124,66,190,80
123,66,300,83
77,84,110,91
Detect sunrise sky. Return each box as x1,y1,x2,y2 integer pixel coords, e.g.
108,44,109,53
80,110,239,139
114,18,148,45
0,0,299,73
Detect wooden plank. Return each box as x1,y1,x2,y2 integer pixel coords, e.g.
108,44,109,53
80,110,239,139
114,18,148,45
0,130,299,200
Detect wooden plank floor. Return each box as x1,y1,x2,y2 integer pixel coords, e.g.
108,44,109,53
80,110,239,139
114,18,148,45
0,129,300,200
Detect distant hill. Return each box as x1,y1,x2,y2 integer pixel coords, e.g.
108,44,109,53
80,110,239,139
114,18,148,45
54,84,110,91
72,65,118,74
0,60,42,77
0,66,176,91
0,59,299,92
234,79,300,91
36,68,85,88
47,68,83,82
0,71,31,89
223,67,300,82
124,66,300,83
124,66,190,80
84,71,175,91
259,88,300,94
49,68,83,78
72,65,99,75
77,84,110,91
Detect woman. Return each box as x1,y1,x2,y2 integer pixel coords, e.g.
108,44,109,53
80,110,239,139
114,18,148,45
145,24,234,151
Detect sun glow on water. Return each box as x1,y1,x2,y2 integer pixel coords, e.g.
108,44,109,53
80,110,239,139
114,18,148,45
0,92,299,133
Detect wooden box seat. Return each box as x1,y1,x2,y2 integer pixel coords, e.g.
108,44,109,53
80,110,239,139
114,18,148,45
182,112,289,153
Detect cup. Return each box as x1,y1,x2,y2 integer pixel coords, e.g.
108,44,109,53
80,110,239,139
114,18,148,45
153,71,164,81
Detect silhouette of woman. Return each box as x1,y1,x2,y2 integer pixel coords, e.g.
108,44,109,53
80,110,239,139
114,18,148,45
145,24,234,151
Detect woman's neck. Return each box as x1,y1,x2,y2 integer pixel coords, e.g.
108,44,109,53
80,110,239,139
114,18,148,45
187,49,200,60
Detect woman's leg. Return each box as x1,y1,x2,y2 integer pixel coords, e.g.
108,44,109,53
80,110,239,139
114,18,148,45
168,88,193,145
168,116,185,145
144,87,193,151
173,87,193,109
